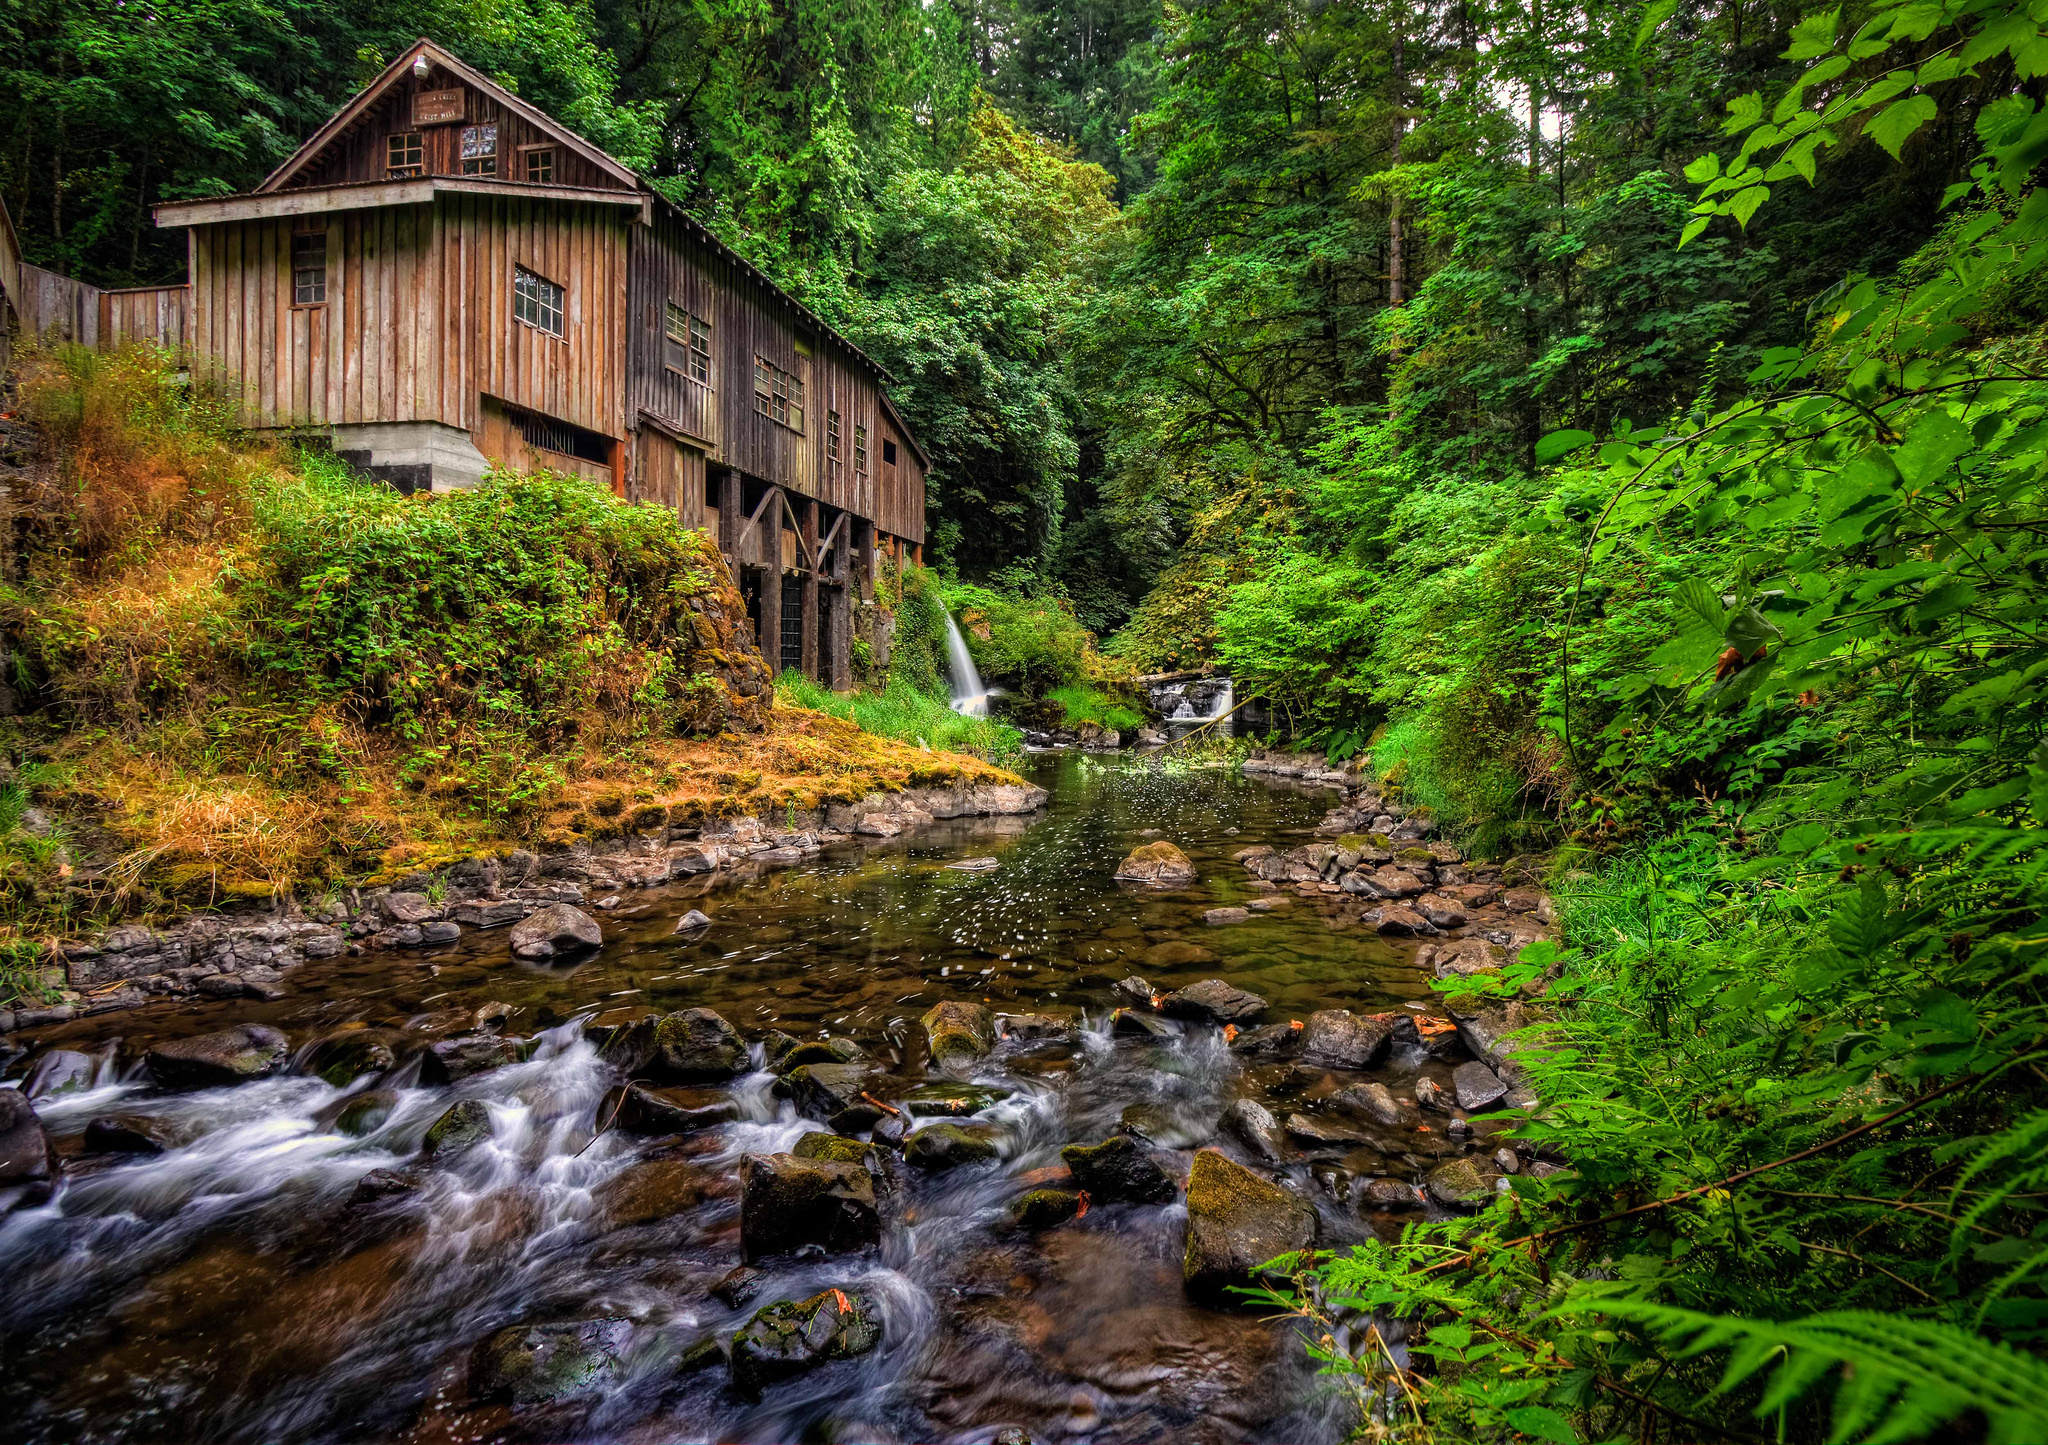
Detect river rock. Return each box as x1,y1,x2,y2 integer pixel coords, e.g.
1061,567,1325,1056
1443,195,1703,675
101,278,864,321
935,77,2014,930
1298,1010,1394,1070
1413,893,1469,929
1221,1097,1286,1164
1182,1150,1317,1304
1360,1176,1425,1208
145,1024,289,1090
1141,940,1215,970
1375,905,1436,936
1230,1020,1303,1057
792,1131,886,1168
775,1036,869,1072
347,1167,420,1208
600,1082,738,1136
712,1264,766,1308
1426,1157,1501,1208
421,1099,493,1157
901,1081,1012,1117
1113,841,1197,887
1011,1187,1083,1229
1430,938,1508,979
84,1112,182,1155
921,1000,994,1069
595,1157,717,1225
332,1089,399,1137
739,1152,880,1260
509,903,603,960
1283,1112,1372,1148
1111,1007,1176,1039
470,1317,631,1405
904,1121,1001,1169
303,1028,404,1087
22,1042,116,1100
427,1034,524,1083
729,1287,881,1395
0,1088,56,1195
1453,1061,1509,1111
650,1008,748,1080
1415,1076,1448,1112
776,1062,877,1120
1358,866,1429,899
1203,906,1249,926
1333,1081,1404,1127
1158,978,1266,1025
671,909,713,935
1060,1135,1176,1204
1112,976,1156,1006
998,1013,1076,1044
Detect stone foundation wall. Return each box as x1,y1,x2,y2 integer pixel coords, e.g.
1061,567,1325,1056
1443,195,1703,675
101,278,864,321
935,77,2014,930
5,779,1047,1033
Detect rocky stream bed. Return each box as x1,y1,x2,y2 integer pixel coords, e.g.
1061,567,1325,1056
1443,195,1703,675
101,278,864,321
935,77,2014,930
0,750,1556,1445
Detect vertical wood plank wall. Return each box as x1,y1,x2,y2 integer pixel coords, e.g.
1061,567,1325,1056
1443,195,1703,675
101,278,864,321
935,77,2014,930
100,287,189,349
188,198,627,442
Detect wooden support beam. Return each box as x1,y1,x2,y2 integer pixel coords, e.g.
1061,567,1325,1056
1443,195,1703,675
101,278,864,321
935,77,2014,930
778,490,814,571
756,568,778,670
801,499,820,680
735,483,779,562
816,511,849,582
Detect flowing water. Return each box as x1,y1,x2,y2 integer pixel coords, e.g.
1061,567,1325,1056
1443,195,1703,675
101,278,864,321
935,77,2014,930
942,614,989,718
0,753,1490,1445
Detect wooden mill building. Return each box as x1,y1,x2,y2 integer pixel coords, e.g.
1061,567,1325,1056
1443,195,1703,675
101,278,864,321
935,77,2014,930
58,38,925,688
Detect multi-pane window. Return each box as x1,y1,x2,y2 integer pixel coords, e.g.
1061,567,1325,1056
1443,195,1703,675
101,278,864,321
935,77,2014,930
664,302,712,384
524,148,554,184
513,266,564,336
826,409,842,480
853,423,868,477
461,125,498,176
386,132,423,178
752,356,804,432
291,220,327,305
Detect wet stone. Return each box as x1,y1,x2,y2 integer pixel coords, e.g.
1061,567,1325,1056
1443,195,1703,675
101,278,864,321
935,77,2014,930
427,1033,523,1083
470,1317,630,1405
1298,1010,1394,1070
1113,840,1197,886
1283,1112,1372,1148
348,1167,420,1208
904,1121,1002,1169
1426,1157,1501,1208
998,1013,1076,1045
739,1152,880,1261
331,1089,398,1138
83,1113,180,1155
1333,1081,1405,1127
901,1081,1012,1117
1231,1020,1303,1057
508,902,603,960
729,1287,881,1396
1111,1008,1177,1040
1011,1188,1083,1230
146,1024,290,1090
0,1089,56,1195
304,1028,403,1087
1221,1096,1286,1164
22,1044,113,1100
775,1062,877,1120
775,1036,869,1072
1158,978,1266,1025
600,1082,738,1136
1060,1135,1176,1204
1117,1101,1210,1149
1203,906,1250,926
1182,1150,1318,1305
1415,1076,1448,1112
712,1264,766,1308
1360,1176,1424,1209
792,1131,885,1168
1453,1061,1509,1112
595,1157,717,1225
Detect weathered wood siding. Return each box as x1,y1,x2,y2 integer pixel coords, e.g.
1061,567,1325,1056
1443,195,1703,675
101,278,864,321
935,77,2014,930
17,263,97,345
189,196,627,440
626,207,926,543
99,286,188,349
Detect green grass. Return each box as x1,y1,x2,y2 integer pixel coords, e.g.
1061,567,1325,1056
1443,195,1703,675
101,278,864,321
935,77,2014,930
1043,683,1143,732
775,672,1025,766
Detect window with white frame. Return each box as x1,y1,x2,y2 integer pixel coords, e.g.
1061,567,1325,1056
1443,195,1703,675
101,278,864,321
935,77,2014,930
514,265,563,336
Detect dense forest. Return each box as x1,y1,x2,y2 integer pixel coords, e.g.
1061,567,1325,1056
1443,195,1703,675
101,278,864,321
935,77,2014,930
6,0,2048,1439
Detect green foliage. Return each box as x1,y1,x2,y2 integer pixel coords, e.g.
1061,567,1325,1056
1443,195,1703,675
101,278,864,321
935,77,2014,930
943,580,1093,695
886,564,950,699
1042,683,1143,733
775,671,1022,765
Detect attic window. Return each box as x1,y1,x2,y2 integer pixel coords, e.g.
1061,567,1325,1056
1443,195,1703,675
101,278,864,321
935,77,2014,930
461,125,498,177
386,132,423,179
524,148,554,184
882,438,898,466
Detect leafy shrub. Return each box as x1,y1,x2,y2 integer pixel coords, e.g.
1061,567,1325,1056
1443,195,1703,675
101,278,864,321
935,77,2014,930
776,671,1023,764
1042,683,1142,732
886,562,950,698
943,579,1092,693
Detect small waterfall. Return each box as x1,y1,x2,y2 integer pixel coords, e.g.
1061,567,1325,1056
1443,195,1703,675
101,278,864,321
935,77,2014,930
942,613,989,717
1157,674,1234,734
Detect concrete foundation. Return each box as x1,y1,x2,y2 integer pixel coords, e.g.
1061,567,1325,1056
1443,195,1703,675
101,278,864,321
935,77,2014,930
328,420,490,494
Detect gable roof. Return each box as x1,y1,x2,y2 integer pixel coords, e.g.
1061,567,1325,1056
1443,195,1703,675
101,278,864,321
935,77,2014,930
255,38,640,195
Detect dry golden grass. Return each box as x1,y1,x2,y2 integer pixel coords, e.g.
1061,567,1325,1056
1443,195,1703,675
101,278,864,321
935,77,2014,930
53,705,1022,902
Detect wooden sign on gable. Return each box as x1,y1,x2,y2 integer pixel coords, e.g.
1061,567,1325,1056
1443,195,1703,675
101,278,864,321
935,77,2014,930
412,89,466,126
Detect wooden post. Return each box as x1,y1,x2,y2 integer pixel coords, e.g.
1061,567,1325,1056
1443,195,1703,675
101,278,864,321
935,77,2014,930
756,565,779,671
800,498,820,680
831,583,853,691
718,468,740,559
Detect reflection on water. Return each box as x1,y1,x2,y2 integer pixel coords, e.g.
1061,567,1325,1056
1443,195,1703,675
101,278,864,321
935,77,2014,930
0,753,1458,1445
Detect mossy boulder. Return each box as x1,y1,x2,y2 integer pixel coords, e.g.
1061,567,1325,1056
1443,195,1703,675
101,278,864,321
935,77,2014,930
1059,1135,1176,1204
594,1157,717,1225
900,1082,1012,1117
920,1000,993,1070
1182,1149,1317,1304
1011,1188,1083,1230
1113,840,1197,887
792,1131,883,1167
729,1287,881,1396
422,1099,493,1157
904,1121,1002,1170
145,1025,290,1090
738,1151,880,1261
775,1062,878,1120
775,1036,869,1072
650,1007,748,1080
303,1027,404,1087
1425,1157,1501,1208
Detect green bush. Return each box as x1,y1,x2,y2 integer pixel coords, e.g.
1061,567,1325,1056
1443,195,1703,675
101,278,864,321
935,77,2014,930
886,563,950,698
1042,683,1143,732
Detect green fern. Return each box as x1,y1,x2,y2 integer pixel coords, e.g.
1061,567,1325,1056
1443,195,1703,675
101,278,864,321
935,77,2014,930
1584,1302,2048,1444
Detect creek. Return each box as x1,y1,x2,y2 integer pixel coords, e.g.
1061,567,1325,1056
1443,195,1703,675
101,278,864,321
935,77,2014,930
0,752,1496,1445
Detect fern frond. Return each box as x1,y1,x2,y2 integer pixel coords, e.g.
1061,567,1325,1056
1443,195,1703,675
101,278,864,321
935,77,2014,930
1569,1302,2048,1445
1949,1109,2048,1260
